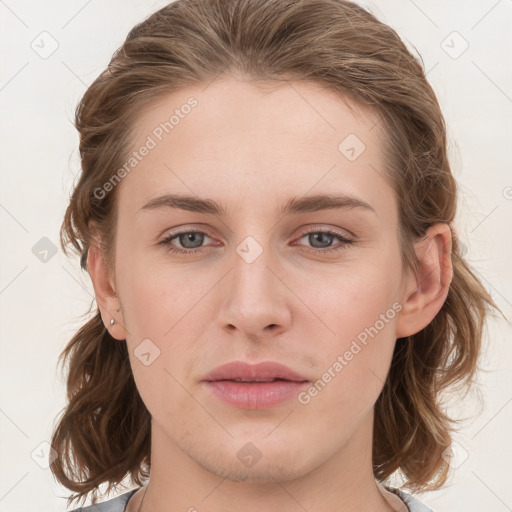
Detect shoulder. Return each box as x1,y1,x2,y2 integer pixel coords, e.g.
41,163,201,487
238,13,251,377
387,486,437,512
69,489,139,512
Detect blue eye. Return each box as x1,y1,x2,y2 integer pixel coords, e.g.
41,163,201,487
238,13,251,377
159,228,354,255
295,229,353,255
159,230,212,255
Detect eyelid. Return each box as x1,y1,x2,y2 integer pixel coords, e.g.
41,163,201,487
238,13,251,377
295,224,354,241
159,223,215,239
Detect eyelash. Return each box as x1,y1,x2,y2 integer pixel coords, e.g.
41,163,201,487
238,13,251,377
158,228,354,256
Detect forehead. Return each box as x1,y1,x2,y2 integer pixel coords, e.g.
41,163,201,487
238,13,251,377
117,77,395,223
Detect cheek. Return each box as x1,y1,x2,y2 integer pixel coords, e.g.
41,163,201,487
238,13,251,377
116,245,210,339
129,320,217,442
116,251,214,410
298,256,401,340
297,314,397,439
296,261,400,409
130,354,202,436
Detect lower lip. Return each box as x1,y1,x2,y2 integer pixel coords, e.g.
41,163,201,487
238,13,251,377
204,380,309,409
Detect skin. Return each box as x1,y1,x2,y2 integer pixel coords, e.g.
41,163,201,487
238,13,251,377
88,77,452,512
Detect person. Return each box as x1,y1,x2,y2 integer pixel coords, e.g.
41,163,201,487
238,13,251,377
50,0,502,511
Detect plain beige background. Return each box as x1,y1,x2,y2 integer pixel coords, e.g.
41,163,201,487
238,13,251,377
0,1,511,511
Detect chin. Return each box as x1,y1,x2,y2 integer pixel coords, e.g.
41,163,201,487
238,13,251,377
203,460,307,484
191,444,314,484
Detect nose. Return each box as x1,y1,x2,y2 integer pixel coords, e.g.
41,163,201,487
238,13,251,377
217,237,292,341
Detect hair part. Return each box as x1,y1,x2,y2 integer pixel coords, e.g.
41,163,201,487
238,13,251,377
52,0,502,506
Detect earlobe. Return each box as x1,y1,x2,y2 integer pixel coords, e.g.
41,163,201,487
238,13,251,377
87,241,127,341
395,223,453,338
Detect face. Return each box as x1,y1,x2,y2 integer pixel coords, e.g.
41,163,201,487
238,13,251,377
106,77,411,483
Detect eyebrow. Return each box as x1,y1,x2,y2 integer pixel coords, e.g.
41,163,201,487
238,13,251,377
138,192,376,217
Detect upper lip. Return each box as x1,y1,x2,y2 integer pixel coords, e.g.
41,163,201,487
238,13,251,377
202,361,309,382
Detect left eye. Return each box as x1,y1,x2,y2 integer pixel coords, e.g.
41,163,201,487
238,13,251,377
293,229,354,255
159,231,212,254
159,229,354,255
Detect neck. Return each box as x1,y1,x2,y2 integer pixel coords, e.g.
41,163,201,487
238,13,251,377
137,414,398,512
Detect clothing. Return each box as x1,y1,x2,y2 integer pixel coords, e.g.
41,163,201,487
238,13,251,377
69,485,435,512
385,487,435,512
69,489,138,512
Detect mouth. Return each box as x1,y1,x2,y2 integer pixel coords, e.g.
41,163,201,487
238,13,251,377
202,361,310,409
203,379,309,409
202,360,309,383
220,377,304,382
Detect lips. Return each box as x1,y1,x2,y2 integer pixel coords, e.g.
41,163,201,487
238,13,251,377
202,361,310,409
202,360,309,383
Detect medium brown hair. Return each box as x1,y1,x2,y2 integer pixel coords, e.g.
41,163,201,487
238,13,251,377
51,0,502,506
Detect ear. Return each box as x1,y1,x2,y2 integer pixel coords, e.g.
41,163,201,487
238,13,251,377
395,223,453,338
87,232,127,341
